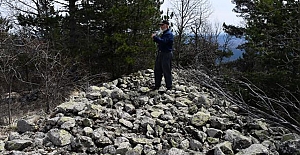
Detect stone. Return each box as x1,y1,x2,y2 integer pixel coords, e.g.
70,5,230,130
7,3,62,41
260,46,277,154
138,96,149,105
168,147,188,155
140,116,156,128
150,110,164,118
87,86,102,92
185,126,207,142
189,139,202,151
111,88,125,100
8,132,21,141
210,141,234,155
58,117,76,130
86,92,102,100
102,145,116,154
131,137,152,145
116,142,131,154
82,118,93,127
119,119,133,129
224,129,252,151
6,150,26,155
206,128,223,138
236,144,269,155
179,139,190,150
124,104,135,114
17,115,40,133
175,97,192,106
191,111,210,127
114,137,129,146
79,103,103,118
210,116,229,130
83,127,93,137
56,101,87,114
47,129,73,146
5,140,32,151
1,69,299,155
139,87,150,93
0,141,5,151
146,124,155,138
207,137,219,144
175,85,186,92
131,144,143,154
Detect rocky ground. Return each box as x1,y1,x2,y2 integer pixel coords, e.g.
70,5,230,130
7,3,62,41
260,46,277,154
0,69,299,155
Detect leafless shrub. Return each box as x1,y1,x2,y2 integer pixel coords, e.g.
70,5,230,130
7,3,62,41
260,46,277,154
0,32,22,124
0,33,72,124
170,0,217,67
175,67,300,134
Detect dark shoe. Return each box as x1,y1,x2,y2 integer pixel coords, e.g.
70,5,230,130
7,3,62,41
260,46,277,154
167,87,172,90
151,86,159,90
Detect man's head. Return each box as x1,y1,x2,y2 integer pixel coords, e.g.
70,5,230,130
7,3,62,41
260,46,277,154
159,20,169,31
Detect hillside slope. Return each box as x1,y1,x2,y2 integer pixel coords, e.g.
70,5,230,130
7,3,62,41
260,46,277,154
0,69,299,154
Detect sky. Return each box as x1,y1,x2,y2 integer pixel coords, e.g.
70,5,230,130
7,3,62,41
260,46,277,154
209,0,242,25
1,0,242,25
161,0,243,25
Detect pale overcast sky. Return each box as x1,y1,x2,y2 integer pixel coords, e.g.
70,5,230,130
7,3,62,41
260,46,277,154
209,0,242,25
161,0,242,25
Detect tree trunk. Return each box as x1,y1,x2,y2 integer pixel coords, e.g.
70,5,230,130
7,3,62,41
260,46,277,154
69,0,76,53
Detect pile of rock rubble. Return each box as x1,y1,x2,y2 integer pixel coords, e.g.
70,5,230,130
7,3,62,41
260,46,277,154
0,69,299,155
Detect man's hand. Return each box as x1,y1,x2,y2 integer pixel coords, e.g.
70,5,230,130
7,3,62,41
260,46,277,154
151,33,156,38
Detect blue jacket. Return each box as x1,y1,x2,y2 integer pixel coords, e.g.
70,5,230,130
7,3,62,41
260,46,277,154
153,29,174,53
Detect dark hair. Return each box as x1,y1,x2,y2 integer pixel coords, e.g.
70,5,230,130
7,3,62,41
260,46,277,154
159,20,169,25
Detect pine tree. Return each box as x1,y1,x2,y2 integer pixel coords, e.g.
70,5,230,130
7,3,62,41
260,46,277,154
13,0,163,77
225,0,300,96
74,0,162,77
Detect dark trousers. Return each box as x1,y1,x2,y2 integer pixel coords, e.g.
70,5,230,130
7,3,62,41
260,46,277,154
154,52,172,89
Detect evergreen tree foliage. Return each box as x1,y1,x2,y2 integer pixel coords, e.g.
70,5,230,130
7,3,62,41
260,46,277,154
73,0,162,77
222,0,300,131
17,0,63,41
225,0,300,98
14,0,162,78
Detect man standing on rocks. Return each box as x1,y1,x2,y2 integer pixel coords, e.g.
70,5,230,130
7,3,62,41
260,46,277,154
151,20,174,91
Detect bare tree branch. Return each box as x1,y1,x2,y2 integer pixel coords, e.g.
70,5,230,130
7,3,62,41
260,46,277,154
175,68,300,134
